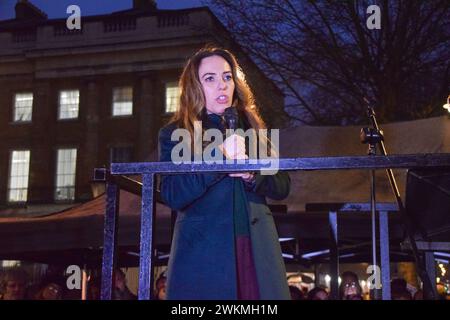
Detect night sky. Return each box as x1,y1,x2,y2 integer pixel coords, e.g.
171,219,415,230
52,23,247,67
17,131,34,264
0,0,204,20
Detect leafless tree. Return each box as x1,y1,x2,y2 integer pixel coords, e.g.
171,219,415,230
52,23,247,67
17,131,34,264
207,0,450,125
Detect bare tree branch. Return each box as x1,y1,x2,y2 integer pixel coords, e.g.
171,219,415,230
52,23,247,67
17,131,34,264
207,0,450,125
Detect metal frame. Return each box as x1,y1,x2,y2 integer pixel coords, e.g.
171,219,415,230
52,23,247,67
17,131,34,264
99,153,450,300
306,202,396,300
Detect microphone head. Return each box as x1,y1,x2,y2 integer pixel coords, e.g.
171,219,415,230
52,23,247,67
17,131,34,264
223,106,238,130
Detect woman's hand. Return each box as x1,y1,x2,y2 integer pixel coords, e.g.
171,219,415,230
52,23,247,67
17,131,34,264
219,134,246,160
219,134,254,182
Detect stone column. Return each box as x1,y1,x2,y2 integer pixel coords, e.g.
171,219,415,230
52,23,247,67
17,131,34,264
81,78,100,200
30,80,53,203
138,73,160,161
0,83,10,204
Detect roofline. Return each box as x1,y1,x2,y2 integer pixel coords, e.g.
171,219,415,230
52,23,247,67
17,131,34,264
0,6,211,29
0,5,284,97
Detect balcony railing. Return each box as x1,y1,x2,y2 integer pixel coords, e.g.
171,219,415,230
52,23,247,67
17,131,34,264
53,24,83,37
157,13,189,28
98,153,450,300
12,29,36,43
103,18,137,33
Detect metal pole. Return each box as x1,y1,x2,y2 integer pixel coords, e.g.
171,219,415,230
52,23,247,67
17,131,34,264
329,211,339,299
379,211,391,300
101,180,120,300
368,107,436,299
138,173,156,300
370,168,379,299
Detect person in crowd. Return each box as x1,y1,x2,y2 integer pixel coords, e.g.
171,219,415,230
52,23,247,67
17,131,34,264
391,278,412,300
289,285,304,300
112,268,136,300
0,268,28,300
339,271,363,300
307,287,329,300
34,281,63,300
87,275,101,300
154,272,167,300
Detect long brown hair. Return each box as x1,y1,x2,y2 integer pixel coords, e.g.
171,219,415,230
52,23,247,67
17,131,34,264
169,46,266,136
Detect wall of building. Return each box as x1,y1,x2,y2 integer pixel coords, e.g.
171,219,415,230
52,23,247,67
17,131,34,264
0,5,286,210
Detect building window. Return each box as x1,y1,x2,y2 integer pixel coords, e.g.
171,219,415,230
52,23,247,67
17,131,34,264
55,148,77,201
8,150,30,202
112,87,133,116
110,146,133,163
13,93,33,122
165,82,180,113
58,90,79,119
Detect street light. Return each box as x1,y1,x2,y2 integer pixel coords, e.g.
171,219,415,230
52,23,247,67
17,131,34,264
443,95,450,112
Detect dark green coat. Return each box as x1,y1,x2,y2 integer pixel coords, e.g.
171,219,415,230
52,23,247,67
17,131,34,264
158,114,290,300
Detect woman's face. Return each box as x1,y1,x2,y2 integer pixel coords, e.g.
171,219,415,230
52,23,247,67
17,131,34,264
157,287,166,300
42,283,62,300
198,55,235,115
4,279,26,300
342,277,360,297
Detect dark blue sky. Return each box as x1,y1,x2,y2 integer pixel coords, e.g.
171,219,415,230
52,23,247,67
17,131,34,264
0,0,204,20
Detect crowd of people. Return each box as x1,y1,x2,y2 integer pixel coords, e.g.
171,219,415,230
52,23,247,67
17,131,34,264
287,271,449,300
0,266,447,300
0,267,137,300
0,267,64,300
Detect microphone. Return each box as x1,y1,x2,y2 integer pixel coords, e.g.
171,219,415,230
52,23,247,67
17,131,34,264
222,106,238,130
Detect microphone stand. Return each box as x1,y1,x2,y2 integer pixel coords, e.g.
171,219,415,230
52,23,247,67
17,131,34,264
361,103,437,300
360,114,383,300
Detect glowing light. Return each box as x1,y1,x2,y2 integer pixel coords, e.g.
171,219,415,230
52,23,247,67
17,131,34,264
443,95,450,112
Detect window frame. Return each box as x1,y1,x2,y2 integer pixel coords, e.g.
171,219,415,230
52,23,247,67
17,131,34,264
164,81,180,114
111,86,134,117
7,149,31,203
12,92,34,123
54,147,78,202
58,89,80,120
